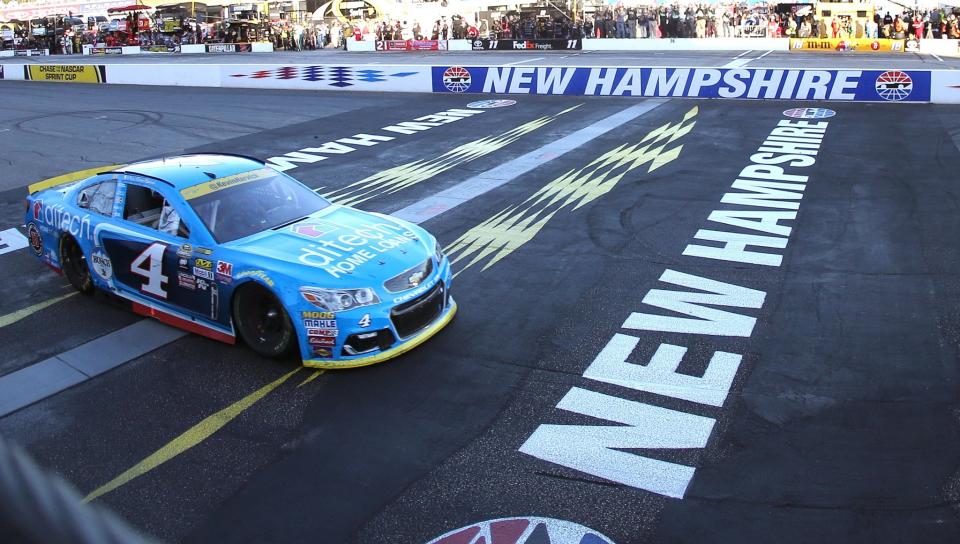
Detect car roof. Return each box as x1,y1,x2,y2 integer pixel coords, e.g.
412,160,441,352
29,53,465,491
114,154,266,191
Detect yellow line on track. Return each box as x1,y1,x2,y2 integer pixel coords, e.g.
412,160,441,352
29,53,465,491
297,369,325,388
0,292,78,329
84,367,301,503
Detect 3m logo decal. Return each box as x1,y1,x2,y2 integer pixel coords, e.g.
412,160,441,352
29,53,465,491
446,107,698,274
325,105,581,207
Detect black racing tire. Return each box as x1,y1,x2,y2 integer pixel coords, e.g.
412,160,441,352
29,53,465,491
60,235,93,294
232,283,296,359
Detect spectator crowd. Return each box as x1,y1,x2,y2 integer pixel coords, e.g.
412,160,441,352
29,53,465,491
2,0,960,54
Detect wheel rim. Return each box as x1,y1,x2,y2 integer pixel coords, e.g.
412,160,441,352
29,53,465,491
63,238,88,287
242,290,286,347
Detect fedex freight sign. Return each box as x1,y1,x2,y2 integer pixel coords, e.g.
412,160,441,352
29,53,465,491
432,67,930,102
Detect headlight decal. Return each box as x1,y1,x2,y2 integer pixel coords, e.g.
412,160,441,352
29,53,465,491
300,287,381,312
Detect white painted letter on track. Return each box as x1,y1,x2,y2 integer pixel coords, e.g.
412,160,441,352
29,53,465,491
265,152,326,172
0,228,28,255
337,134,394,147
583,335,742,408
721,179,807,210
705,210,796,237
683,229,788,267
622,269,765,337
519,387,715,498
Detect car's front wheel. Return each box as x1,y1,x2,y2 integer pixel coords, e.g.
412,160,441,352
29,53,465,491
232,283,296,359
60,235,93,294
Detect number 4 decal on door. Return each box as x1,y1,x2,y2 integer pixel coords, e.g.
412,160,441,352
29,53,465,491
131,242,168,298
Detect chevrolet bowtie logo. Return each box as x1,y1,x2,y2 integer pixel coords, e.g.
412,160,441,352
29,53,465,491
324,105,583,207
445,106,699,275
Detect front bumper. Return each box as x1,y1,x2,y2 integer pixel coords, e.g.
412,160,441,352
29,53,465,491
301,298,457,369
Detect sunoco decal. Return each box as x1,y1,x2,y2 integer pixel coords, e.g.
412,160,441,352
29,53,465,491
431,67,930,102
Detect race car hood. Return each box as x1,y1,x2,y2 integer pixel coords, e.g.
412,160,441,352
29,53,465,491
226,205,434,288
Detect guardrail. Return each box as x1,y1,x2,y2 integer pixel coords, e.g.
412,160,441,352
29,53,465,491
2,62,958,104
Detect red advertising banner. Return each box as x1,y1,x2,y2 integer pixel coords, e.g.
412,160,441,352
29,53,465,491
375,40,448,52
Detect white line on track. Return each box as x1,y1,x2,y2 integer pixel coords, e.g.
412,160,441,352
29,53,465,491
0,98,670,417
932,53,944,62
0,320,186,417
722,50,756,68
756,50,774,60
392,99,668,224
722,58,752,68
504,56,545,65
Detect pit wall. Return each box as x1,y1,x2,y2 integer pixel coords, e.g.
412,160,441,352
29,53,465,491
2,63,958,104
345,37,960,56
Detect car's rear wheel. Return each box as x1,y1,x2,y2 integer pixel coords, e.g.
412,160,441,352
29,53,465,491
60,235,93,294
232,283,296,359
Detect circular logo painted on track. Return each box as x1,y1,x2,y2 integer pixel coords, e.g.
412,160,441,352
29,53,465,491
425,517,616,544
467,99,517,109
783,107,836,119
27,223,43,256
443,66,471,93
875,71,913,101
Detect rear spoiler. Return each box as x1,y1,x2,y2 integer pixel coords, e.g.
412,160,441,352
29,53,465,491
28,164,124,196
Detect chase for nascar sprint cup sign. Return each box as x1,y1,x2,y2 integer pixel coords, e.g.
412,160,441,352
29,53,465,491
433,67,928,102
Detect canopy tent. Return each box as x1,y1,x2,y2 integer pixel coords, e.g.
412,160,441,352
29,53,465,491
107,5,153,13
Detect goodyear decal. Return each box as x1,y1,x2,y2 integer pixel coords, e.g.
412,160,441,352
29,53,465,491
324,105,582,207
180,168,275,200
432,67,930,102
446,107,698,274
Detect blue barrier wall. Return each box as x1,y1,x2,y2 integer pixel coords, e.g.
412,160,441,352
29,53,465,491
431,66,929,102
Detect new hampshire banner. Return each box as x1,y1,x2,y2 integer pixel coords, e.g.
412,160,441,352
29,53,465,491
432,66,928,102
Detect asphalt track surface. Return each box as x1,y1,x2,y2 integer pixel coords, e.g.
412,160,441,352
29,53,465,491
5,48,960,69
1,82,960,544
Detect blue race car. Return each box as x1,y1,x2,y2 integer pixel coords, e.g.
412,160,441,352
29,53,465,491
23,154,456,368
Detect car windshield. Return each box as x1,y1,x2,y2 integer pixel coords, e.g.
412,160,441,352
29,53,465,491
182,168,329,243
